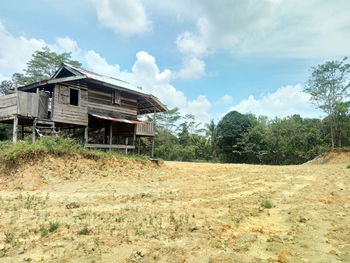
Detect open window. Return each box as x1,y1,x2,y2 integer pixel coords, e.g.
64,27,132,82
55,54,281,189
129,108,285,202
112,90,121,105
70,88,79,106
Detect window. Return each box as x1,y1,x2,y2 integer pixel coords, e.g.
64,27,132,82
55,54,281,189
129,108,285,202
112,90,121,105
70,88,79,106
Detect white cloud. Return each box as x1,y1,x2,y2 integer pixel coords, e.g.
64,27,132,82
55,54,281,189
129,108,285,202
54,37,81,56
175,57,205,80
184,95,211,122
176,30,208,58
156,0,350,58
0,22,46,79
91,0,152,37
228,84,322,118
216,95,233,105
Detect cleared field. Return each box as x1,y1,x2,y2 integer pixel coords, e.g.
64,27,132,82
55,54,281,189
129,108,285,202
0,157,349,262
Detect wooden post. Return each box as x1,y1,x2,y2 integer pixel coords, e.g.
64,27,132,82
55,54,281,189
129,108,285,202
13,83,19,144
151,111,156,158
13,115,18,144
151,137,155,158
125,137,128,155
138,137,141,155
109,122,113,151
84,125,89,146
133,124,137,153
32,118,37,143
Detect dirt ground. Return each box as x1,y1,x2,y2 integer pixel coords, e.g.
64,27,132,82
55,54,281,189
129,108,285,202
0,156,349,263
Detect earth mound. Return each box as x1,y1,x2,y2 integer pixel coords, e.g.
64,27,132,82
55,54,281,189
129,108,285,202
0,153,156,191
305,148,350,165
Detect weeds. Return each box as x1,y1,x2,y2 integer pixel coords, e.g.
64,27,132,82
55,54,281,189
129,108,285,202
77,226,91,235
49,222,59,233
0,137,149,164
4,232,15,244
262,200,273,209
39,225,49,237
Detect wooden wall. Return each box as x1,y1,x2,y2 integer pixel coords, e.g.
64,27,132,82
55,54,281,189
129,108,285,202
87,87,138,118
52,85,88,126
0,91,40,120
0,93,16,120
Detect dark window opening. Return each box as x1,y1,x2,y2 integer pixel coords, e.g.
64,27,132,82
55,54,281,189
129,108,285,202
70,89,79,106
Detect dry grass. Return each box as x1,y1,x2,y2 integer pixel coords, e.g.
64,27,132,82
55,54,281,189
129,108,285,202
0,155,349,262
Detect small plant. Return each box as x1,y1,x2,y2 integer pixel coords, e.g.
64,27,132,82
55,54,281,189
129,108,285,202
4,232,15,244
39,226,49,237
346,164,350,169
262,199,273,209
49,222,59,233
77,226,91,235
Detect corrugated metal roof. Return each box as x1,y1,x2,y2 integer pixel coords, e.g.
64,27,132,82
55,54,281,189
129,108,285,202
61,63,147,95
89,112,146,124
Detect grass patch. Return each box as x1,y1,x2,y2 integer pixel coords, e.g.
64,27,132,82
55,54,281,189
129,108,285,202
49,222,59,233
77,226,91,235
346,164,350,169
0,137,148,164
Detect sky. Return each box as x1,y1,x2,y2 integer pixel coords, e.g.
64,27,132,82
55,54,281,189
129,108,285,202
1,0,350,123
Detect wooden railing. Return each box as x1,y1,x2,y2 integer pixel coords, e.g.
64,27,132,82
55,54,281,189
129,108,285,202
136,122,155,136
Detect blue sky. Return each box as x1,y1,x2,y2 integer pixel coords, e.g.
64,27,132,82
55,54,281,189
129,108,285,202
1,0,349,123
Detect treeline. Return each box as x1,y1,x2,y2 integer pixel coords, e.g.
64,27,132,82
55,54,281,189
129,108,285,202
139,108,349,165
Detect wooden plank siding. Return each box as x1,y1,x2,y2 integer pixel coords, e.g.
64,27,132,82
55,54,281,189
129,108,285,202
87,87,138,118
0,92,40,120
52,85,88,126
0,93,17,119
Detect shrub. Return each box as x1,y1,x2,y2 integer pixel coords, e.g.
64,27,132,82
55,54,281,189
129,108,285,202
262,199,273,209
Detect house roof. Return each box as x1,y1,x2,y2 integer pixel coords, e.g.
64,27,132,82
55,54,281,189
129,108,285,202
19,63,168,114
54,63,146,95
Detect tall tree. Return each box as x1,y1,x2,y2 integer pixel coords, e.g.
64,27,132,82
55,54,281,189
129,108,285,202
215,111,254,163
11,46,81,86
305,57,350,148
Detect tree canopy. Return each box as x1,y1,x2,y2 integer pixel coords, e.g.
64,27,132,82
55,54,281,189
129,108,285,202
305,57,350,147
0,46,81,95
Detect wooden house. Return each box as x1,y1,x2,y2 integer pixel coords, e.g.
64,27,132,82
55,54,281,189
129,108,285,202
0,63,167,154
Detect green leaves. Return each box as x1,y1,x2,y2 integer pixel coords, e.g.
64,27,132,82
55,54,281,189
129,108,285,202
305,57,350,148
11,46,82,86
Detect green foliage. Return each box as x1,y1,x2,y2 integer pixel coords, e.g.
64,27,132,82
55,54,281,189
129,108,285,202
48,222,60,233
262,200,273,209
216,111,254,163
347,164,350,169
305,57,350,148
0,137,148,164
11,46,82,86
0,124,11,140
39,226,49,237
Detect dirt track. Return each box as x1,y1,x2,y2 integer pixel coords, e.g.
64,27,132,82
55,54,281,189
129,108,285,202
0,158,349,262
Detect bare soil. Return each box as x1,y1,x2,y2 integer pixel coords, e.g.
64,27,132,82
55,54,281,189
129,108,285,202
0,155,349,262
